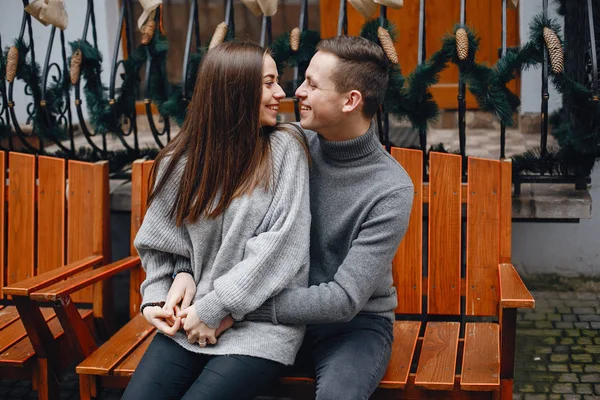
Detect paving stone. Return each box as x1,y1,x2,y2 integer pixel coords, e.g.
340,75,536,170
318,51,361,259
585,365,600,373
536,347,554,355
590,322,600,329
547,314,562,322
561,338,576,345
574,308,597,315
575,293,598,301
579,315,600,322
594,337,600,345
572,345,586,353
571,365,584,373
583,396,599,400
563,396,582,400
513,394,524,400
518,383,537,393
543,337,558,345
582,330,599,337
9,386,30,397
585,346,600,354
574,322,592,329
536,321,555,329
519,321,535,328
568,301,599,308
566,330,582,337
551,354,570,363
572,354,594,363
531,373,558,383
594,384,600,395
557,307,573,314
576,384,595,394
549,364,570,373
563,315,579,322
549,395,562,400
560,373,581,383
525,313,548,321
580,374,600,383
556,322,576,329
524,395,548,400
554,345,571,354
517,329,563,337
552,383,574,394
577,337,593,345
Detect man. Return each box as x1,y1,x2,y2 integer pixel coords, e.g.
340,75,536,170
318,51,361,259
166,35,414,399
243,35,414,398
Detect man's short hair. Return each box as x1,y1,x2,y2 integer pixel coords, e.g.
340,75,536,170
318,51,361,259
316,36,389,119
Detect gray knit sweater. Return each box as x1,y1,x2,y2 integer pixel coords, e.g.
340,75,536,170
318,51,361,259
134,129,311,365
248,124,413,325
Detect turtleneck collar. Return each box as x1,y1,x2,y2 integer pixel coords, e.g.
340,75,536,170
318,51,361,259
317,124,380,161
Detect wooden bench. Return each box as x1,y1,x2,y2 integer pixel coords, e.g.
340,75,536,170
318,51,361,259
0,151,113,400
73,150,534,399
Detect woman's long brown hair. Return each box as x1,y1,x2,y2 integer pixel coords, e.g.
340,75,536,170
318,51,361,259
147,41,277,225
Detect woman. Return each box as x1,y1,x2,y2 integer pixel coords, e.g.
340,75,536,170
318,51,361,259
122,42,311,399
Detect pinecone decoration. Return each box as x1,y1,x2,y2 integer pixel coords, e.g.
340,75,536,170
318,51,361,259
141,20,156,45
70,49,82,85
6,45,18,83
543,27,564,74
377,27,398,65
209,22,228,50
290,27,301,52
455,28,469,60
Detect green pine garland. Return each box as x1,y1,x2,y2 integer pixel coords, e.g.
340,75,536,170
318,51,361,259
270,29,321,83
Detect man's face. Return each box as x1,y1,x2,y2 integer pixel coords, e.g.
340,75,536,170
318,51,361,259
295,51,348,133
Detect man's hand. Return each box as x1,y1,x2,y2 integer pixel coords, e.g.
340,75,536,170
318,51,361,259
216,315,234,337
164,272,196,318
143,306,181,336
180,306,217,348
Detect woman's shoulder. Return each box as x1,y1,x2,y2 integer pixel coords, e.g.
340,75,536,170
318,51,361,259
268,123,309,158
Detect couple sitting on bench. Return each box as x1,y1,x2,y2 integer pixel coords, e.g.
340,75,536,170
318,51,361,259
124,36,413,400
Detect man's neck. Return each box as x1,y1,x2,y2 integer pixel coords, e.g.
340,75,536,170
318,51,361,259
318,116,371,142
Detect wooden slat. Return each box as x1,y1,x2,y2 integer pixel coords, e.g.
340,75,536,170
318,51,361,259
428,153,462,315
0,309,92,367
76,313,154,375
37,156,66,275
499,264,535,309
424,184,468,204
380,321,421,389
3,255,103,297
414,322,460,390
460,323,500,391
0,307,56,354
30,256,140,301
129,161,145,318
141,161,153,217
113,330,157,376
91,161,111,324
390,148,422,314
0,306,20,330
7,153,36,285
0,151,5,292
67,161,97,303
499,159,512,263
466,157,500,316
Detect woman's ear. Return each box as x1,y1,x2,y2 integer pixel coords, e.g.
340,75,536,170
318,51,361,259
341,90,363,114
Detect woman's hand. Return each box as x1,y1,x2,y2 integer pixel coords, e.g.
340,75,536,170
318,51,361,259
216,315,235,336
164,272,196,318
180,306,217,348
142,306,181,336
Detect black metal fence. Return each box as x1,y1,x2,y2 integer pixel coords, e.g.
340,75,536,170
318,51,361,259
0,0,597,189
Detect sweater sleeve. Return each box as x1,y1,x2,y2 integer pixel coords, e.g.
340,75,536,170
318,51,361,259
192,137,311,329
249,186,413,325
134,161,192,310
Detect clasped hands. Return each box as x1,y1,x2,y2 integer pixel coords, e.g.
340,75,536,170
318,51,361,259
142,273,233,348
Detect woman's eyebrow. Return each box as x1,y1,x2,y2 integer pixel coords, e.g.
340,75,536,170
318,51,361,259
263,74,277,79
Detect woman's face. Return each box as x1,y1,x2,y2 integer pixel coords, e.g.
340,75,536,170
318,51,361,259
259,55,286,127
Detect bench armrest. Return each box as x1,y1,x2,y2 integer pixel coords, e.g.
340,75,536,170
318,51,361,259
3,255,104,297
498,263,535,309
30,256,141,301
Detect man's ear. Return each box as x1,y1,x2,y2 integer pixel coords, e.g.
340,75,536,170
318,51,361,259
341,90,363,114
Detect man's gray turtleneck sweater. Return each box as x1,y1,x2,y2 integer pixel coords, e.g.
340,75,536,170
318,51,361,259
249,125,414,325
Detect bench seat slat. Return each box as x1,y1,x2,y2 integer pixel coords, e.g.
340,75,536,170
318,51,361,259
0,306,20,330
114,330,157,377
77,313,155,375
415,322,460,390
460,322,500,391
0,308,57,354
0,309,93,367
380,321,421,389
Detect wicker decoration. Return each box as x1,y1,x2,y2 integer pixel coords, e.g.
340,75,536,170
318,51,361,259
241,0,262,16
141,20,156,45
290,27,301,52
6,46,18,83
377,26,398,64
455,28,469,60
543,27,564,74
70,49,82,85
209,22,228,49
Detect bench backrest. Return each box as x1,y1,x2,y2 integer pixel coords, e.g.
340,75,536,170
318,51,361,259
128,149,511,319
391,149,512,318
0,151,110,303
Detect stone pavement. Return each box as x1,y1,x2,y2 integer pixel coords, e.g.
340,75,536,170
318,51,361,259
1,289,599,399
